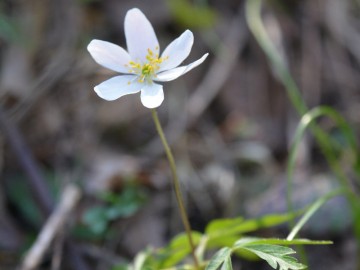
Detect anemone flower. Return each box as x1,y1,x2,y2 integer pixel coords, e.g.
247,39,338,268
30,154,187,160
87,8,208,108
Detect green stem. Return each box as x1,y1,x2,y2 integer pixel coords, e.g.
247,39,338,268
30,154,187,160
151,109,199,269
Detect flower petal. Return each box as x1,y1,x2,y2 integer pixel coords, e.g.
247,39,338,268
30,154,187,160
159,30,194,72
87,39,131,73
155,53,209,82
94,75,141,101
125,8,159,63
140,83,164,108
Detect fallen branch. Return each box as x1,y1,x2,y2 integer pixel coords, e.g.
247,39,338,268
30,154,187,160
21,184,81,270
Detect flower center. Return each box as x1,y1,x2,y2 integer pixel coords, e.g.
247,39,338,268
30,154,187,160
127,48,167,83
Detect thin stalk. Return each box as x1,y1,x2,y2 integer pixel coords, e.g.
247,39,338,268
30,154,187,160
151,109,199,269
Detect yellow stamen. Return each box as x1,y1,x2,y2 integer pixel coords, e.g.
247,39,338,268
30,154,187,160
127,47,168,83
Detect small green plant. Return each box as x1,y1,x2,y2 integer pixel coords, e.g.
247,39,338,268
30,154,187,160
83,183,147,235
116,212,331,270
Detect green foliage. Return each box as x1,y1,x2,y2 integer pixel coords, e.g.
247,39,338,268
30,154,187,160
131,250,152,270
205,247,232,270
206,212,301,248
205,237,331,270
115,211,331,270
221,255,233,270
238,245,304,270
167,0,217,29
82,183,147,235
82,206,109,235
233,238,332,248
158,232,203,268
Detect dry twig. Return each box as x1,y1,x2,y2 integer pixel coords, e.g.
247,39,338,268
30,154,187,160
20,184,81,270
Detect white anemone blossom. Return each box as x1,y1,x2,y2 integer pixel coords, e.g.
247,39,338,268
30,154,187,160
87,8,208,108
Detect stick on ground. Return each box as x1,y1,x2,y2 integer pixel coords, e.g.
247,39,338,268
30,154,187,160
21,184,81,270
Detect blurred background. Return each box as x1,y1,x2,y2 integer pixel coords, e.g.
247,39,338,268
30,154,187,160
0,0,359,269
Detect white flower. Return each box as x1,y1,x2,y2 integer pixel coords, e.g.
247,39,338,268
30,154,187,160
87,8,208,109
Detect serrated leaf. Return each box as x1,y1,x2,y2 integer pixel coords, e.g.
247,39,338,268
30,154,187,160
232,238,331,270
206,247,232,270
239,245,305,270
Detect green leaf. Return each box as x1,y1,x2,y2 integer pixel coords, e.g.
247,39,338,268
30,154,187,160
207,235,240,250
195,235,209,262
220,255,233,270
160,232,202,267
206,247,232,270
105,202,140,219
239,245,305,270
128,249,160,270
234,237,332,249
133,251,148,270
205,217,244,236
83,184,147,235
233,237,333,249
206,212,300,240
233,237,331,270
170,232,202,249
82,206,109,235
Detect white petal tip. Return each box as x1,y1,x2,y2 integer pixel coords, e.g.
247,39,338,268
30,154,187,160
140,84,164,108
141,96,164,108
127,7,141,13
193,53,209,66
126,8,145,18
87,39,101,52
94,86,115,101
184,29,194,37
